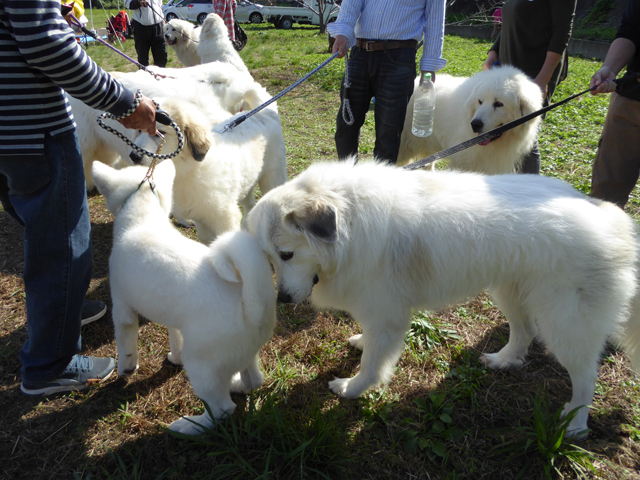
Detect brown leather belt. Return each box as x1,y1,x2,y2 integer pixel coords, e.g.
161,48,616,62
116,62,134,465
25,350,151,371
355,39,418,52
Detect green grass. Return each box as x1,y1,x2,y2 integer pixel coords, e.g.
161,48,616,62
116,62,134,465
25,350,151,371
1,15,639,480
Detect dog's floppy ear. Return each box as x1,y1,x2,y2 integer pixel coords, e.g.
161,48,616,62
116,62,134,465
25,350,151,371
184,124,212,161
285,199,338,244
91,161,119,199
518,77,544,117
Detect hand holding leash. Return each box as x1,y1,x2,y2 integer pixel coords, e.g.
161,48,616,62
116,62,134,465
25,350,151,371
118,95,158,135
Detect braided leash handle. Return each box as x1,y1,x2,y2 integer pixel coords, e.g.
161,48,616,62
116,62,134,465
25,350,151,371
96,90,185,161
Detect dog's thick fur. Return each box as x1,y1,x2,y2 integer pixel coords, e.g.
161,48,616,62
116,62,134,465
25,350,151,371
164,19,201,67
198,13,249,75
398,66,543,174
71,61,262,190
131,96,287,244
246,159,640,436
92,161,276,435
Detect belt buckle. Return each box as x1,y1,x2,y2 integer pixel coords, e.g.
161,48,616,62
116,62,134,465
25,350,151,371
364,41,377,52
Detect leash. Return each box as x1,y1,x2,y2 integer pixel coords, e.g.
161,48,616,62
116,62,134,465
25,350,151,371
96,90,185,162
341,55,354,126
217,52,340,133
403,73,640,171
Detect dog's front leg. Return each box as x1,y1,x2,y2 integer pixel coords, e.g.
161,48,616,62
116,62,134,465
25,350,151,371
112,301,140,376
329,325,407,398
167,327,183,365
230,354,264,393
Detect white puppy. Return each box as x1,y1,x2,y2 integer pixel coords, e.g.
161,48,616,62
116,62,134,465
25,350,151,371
198,13,250,75
131,97,287,244
398,66,543,174
246,159,640,436
164,19,201,67
70,62,262,190
92,160,276,435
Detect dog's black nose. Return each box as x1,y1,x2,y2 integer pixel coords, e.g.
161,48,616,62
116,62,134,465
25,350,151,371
277,292,293,304
470,119,484,133
129,150,143,164
313,275,319,285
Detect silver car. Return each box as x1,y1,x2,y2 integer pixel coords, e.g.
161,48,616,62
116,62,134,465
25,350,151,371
236,1,269,24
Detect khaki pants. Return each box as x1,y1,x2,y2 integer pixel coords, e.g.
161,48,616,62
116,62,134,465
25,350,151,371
591,92,640,208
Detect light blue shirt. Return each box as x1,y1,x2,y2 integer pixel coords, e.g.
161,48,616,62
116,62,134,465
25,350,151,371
327,0,447,72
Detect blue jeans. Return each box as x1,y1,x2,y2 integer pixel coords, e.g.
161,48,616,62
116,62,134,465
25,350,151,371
0,131,92,383
336,46,416,164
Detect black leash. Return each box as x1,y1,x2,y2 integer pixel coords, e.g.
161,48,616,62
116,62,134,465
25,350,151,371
403,73,640,171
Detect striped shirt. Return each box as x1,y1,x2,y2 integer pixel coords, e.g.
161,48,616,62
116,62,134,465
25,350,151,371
326,0,447,72
0,0,134,155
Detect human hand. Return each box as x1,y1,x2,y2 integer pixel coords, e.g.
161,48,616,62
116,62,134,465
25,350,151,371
117,95,158,136
590,66,617,95
482,51,498,71
533,78,548,98
139,0,149,6
332,35,349,58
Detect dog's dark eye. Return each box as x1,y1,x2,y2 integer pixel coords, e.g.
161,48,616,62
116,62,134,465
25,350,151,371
279,251,294,261
478,100,483,105
493,101,504,108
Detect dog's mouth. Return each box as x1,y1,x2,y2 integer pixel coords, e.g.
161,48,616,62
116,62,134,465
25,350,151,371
166,37,177,45
477,130,503,146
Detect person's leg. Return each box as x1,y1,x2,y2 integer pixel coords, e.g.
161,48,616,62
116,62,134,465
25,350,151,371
517,140,541,174
133,22,152,66
335,47,374,160
150,23,167,68
591,93,640,208
5,131,93,383
371,47,416,164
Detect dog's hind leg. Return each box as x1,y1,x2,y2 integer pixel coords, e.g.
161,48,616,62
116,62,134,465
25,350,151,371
481,283,537,369
329,323,407,398
112,300,140,377
167,327,183,365
230,354,265,393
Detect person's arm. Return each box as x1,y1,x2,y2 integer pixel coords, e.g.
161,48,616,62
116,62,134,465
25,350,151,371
419,0,447,76
328,0,364,58
533,51,562,95
5,0,156,134
590,37,637,94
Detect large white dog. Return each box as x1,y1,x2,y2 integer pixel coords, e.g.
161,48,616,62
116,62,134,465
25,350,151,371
245,160,640,436
131,97,287,244
70,61,261,190
398,66,543,174
92,160,276,435
198,13,250,75
164,19,201,67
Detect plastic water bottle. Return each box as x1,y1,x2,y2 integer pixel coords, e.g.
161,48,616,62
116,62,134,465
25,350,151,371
411,72,435,137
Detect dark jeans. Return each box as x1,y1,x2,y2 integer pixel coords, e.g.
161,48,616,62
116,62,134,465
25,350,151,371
132,20,167,67
0,131,92,382
336,45,416,164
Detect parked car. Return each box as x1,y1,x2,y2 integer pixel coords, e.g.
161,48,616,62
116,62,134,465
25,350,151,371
162,0,192,21
236,0,269,24
268,0,339,29
184,0,214,25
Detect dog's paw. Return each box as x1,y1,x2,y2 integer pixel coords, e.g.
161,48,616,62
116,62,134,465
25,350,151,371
167,351,182,365
168,413,215,436
118,363,139,377
479,352,525,369
328,377,361,399
230,372,250,393
348,334,364,350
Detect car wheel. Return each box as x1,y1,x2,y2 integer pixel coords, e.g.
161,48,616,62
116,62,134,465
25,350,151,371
279,17,293,29
166,12,178,21
197,12,208,25
249,12,263,23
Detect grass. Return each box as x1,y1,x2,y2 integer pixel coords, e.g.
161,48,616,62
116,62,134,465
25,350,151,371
1,12,640,480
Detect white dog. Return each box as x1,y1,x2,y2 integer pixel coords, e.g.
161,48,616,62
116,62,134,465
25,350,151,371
246,159,640,436
70,61,262,190
164,19,201,67
92,160,276,435
131,97,287,244
198,13,250,75
398,66,543,174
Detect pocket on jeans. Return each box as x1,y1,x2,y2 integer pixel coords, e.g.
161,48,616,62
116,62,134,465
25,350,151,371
0,154,52,195
384,48,416,68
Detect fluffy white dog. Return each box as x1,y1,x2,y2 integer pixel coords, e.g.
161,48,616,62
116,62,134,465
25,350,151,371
398,66,543,174
164,19,201,67
246,159,640,436
131,96,287,244
198,13,250,75
70,61,261,190
92,160,276,435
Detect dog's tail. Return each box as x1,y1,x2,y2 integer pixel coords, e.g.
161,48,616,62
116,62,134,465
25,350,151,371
208,230,276,328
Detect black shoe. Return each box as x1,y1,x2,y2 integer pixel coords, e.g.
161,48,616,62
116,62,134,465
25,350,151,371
81,300,107,326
